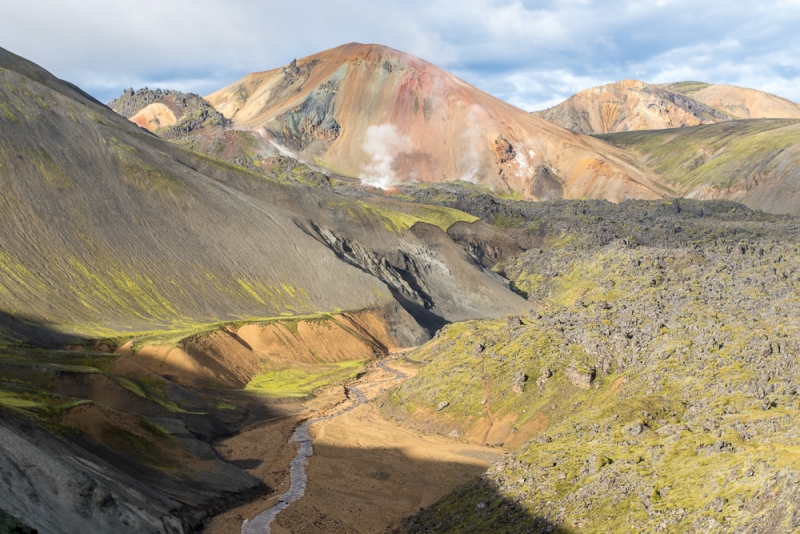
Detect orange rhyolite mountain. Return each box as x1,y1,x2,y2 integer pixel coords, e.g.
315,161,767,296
129,102,178,131
205,43,663,201
664,83,800,120
534,80,733,135
538,80,800,135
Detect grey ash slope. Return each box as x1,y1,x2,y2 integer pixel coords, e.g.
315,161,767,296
0,45,527,342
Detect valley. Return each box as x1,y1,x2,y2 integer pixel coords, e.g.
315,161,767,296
2,35,800,534
203,353,500,534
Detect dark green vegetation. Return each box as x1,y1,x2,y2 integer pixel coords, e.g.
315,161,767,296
0,47,529,533
387,199,800,533
598,119,800,215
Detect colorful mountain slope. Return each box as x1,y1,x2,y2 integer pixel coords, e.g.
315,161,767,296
0,44,530,344
204,43,664,202
665,82,800,120
534,79,732,134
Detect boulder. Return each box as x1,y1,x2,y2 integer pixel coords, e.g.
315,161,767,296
566,367,596,389
511,371,527,394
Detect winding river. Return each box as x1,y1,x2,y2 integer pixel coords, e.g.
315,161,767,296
241,359,406,534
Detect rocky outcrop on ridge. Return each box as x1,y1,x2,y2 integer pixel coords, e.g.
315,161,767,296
109,87,226,134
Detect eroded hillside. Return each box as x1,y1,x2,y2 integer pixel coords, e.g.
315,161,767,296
664,82,800,120
203,43,663,201
535,80,732,134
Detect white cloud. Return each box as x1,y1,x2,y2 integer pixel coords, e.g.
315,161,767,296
1,0,799,104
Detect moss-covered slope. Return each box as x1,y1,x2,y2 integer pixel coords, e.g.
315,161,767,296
598,119,800,215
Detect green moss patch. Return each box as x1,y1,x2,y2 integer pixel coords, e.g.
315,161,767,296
245,359,367,398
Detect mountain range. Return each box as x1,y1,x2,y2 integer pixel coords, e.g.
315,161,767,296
3,39,800,533
535,79,800,134
0,44,528,532
110,43,800,217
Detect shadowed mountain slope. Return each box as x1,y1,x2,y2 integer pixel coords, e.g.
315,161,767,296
0,45,528,343
204,43,664,202
534,79,732,135
664,82,800,120
597,119,800,215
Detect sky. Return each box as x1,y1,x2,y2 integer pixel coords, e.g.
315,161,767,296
2,0,800,111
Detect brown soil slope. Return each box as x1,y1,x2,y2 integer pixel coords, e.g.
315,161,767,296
206,43,663,202
114,311,402,389
535,79,732,134
130,102,177,131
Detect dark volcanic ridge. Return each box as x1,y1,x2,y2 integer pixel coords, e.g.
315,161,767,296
108,86,227,135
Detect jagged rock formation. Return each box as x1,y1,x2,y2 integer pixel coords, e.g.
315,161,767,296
108,87,226,134
204,43,664,202
664,82,800,120
534,79,733,134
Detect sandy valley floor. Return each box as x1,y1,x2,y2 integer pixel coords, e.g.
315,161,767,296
204,357,503,534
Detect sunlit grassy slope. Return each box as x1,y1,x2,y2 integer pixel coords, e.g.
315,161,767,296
598,119,800,214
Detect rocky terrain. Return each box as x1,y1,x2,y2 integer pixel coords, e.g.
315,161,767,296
383,198,800,533
535,80,733,134
5,38,800,534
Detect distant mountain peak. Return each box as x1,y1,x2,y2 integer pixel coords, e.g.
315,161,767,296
538,79,800,135
535,79,732,135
